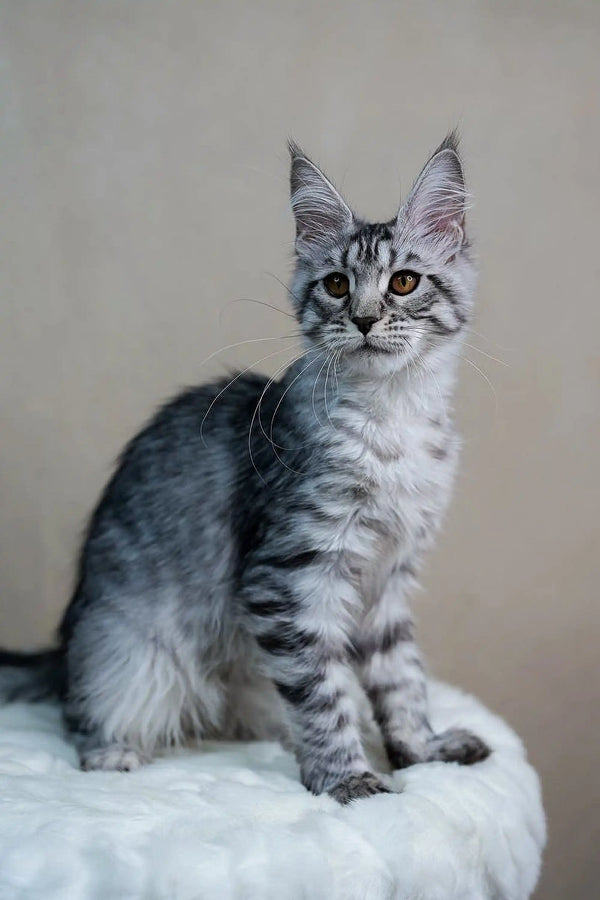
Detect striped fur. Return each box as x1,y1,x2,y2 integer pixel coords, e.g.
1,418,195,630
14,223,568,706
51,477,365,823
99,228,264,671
0,135,489,801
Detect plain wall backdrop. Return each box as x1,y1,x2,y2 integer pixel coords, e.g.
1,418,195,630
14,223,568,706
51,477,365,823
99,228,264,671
1,2,598,897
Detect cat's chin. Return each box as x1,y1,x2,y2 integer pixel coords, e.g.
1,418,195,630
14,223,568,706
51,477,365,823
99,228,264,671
328,334,458,380
337,343,415,377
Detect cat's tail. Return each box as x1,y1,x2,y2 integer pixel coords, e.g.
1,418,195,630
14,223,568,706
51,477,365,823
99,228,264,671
0,648,64,702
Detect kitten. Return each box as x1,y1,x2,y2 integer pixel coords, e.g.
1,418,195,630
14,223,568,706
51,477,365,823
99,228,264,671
0,134,490,802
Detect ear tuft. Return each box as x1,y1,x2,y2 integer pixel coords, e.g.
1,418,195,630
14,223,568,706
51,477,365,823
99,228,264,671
288,141,354,254
287,138,305,161
398,132,468,255
432,128,461,157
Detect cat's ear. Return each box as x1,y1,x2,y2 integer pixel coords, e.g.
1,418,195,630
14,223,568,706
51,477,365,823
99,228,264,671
289,141,354,255
397,132,468,257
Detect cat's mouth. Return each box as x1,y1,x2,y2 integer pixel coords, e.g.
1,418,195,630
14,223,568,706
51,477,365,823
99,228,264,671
360,342,398,355
323,332,412,360
352,335,409,356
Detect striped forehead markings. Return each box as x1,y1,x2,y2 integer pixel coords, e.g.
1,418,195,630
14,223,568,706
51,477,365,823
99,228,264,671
343,225,394,271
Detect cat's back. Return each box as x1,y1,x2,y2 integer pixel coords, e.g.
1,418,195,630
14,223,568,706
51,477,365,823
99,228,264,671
95,372,266,517
63,373,269,632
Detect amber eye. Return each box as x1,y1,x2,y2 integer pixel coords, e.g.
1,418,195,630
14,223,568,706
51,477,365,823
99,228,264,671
323,272,350,298
389,270,420,296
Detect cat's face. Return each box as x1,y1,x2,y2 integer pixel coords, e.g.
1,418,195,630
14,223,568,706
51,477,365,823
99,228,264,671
289,135,476,375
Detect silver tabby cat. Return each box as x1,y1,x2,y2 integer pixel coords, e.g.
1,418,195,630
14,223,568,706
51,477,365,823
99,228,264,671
0,134,490,803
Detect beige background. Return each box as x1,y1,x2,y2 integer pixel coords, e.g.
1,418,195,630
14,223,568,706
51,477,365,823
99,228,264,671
1,1,598,896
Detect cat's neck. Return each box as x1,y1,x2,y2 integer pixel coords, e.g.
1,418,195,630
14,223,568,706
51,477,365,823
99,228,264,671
289,343,460,424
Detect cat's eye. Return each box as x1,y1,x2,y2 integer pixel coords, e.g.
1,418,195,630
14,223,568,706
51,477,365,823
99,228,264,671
389,271,420,296
323,272,350,298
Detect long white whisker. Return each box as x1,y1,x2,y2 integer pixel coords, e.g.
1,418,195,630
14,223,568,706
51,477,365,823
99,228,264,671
323,350,337,428
265,271,304,307
417,354,449,419
311,352,333,428
404,351,424,401
248,346,324,484
333,348,341,396
265,347,331,464
255,341,331,452
196,334,301,374
410,353,428,406
200,344,303,445
459,354,498,412
466,325,513,353
462,341,509,367
222,297,295,320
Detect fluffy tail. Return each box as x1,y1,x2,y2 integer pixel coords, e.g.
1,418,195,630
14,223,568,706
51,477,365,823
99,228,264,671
0,648,64,702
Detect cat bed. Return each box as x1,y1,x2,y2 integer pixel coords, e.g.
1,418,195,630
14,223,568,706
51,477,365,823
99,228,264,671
0,680,545,900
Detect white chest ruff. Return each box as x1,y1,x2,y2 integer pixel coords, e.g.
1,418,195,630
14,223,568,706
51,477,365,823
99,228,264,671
325,399,458,594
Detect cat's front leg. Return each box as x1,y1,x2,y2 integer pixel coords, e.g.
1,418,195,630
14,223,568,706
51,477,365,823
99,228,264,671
243,580,391,803
355,563,433,769
356,563,490,769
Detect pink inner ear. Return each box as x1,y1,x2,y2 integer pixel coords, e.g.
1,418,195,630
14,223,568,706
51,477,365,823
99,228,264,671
404,149,467,247
412,188,465,237
409,203,465,252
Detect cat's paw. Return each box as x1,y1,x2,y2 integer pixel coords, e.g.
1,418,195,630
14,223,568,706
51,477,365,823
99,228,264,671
328,771,393,804
427,727,491,765
80,745,151,772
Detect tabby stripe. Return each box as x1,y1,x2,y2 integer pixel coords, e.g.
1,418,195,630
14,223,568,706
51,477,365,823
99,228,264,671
254,549,318,570
404,251,424,266
353,619,415,660
412,313,460,335
302,689,343,716
246,599,293,618
245,585,299,618
427,443,448,460
428,274,467,324
366,679,414,698
304,710,351,744
255,626,317,656
395,560,417,578
274,673,323,707
300,280,320,316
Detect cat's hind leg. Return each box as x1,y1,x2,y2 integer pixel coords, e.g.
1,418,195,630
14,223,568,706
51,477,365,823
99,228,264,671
63,607,226,771
78,735,151,772
220,644,293,746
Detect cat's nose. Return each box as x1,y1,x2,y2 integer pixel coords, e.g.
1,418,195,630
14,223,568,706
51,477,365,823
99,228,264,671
352,316,378,335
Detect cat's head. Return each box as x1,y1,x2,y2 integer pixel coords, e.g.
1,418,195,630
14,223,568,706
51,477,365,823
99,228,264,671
289,133,476,375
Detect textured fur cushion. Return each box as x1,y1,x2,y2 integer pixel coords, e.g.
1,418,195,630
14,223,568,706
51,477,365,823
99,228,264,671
0,681,545,899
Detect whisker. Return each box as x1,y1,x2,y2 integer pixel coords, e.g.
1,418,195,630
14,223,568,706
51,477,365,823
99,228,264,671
265,271,304,306
413,351,449,419
462,341,509,367
248,345,325,483
323,349,337,428
255,340,330,452
410,353,426,402
466,325,513,353
459,354,499,412
200,343,303,445
196,334,303,374
333,348,341,396
222,297,295,320
311,352,333,429
265,347,331,462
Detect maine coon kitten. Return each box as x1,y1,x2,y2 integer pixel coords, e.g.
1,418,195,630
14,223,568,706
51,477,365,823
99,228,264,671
0,134,490,802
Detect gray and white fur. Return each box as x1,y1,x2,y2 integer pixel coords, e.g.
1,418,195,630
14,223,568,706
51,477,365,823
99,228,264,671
0,134,490,802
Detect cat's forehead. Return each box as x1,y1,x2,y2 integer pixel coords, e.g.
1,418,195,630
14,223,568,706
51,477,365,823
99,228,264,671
339,223,396,272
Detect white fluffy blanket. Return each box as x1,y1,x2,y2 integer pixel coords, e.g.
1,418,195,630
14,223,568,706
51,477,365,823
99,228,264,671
0,681,545,900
